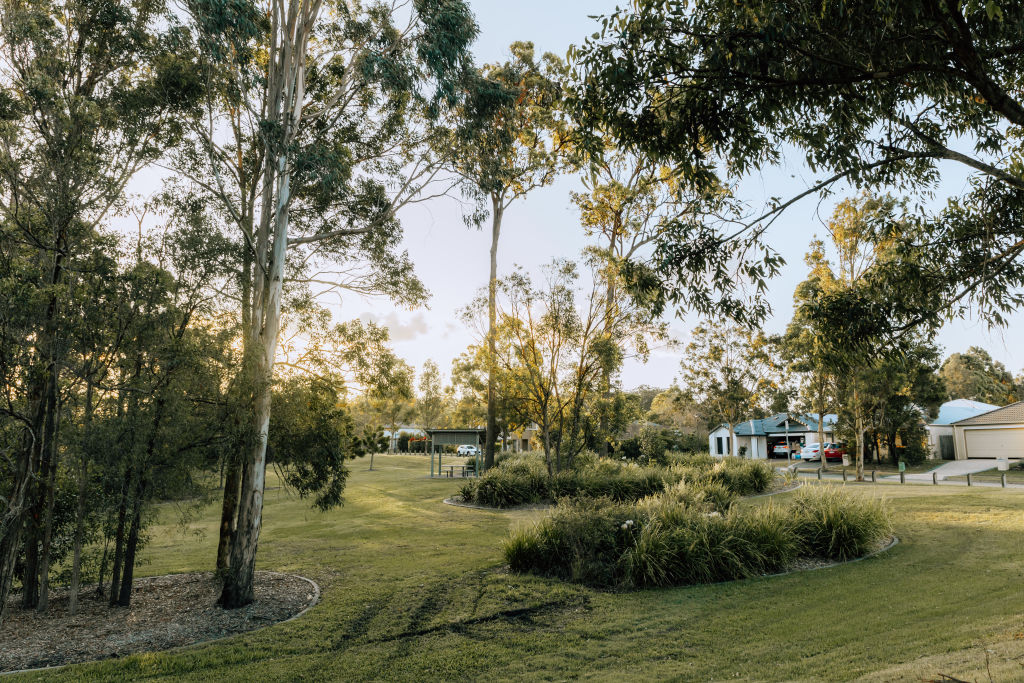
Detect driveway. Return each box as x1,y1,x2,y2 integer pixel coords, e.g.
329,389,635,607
893,459,1000,482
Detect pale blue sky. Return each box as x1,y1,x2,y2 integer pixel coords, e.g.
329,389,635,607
355,0,1023,390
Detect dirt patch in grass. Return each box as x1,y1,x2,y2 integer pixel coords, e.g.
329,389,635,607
0,571,318,674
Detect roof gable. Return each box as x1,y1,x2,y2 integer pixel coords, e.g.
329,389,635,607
953,401,1024,426
932,399,1000,425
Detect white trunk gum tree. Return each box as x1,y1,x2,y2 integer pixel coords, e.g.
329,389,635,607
200,0,477,608
220,0,320,608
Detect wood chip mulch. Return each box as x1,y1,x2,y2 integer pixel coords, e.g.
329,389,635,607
0,571,317,673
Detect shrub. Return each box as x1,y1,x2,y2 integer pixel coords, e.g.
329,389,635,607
505,485,892,588
789,486,893,561
462,452,774,508
504,497,636,585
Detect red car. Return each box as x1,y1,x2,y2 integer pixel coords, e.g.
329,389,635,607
824,442,847,462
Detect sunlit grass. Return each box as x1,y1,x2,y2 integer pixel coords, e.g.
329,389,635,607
21,454,1024,682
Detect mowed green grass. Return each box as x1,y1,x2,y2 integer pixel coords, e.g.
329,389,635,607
20,455,1024,682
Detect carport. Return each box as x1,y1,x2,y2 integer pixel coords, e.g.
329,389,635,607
425,428,486,477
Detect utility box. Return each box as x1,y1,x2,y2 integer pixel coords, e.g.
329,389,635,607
842,455,850,467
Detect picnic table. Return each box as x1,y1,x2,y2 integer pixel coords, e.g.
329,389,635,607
440,464,475,478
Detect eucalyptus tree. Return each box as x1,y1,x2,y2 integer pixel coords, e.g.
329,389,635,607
442,41,566,470
184,0,477,607
679,325,779,458
940,347,1018,405
367,358,415,463
417,360,448,433
571,0,1024,339
0,0,199,621
571,146,706,454
488,259,664,473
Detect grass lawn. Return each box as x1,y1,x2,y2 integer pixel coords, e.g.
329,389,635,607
21,454,1024,682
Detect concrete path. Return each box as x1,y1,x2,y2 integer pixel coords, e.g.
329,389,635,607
899,459,998,482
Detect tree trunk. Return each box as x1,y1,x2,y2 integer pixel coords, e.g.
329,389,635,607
109,471,131,605
854,387,865,481
817,406,826,472
216,455,242,572
484,196,504,472
220,156,289,609
115,480,146,607
95,534,110,597
70,378,95,615
35,421,60,612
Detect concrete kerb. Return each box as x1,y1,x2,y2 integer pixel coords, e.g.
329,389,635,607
0,571,322,678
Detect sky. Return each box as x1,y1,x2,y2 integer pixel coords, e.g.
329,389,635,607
121,1,1023,392
344,0,1024,391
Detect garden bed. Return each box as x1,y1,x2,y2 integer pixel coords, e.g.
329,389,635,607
457,453,780,509
0,571,318,674
504,484,894,589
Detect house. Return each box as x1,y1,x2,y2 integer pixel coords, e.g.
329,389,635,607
382,425,426,452
925,399,999,460
950,401,1024,460
707,413,837,459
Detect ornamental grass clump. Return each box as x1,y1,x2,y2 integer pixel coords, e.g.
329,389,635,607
504,484,892,589
461,452,775,508
790,485,893,561
504,497,636,585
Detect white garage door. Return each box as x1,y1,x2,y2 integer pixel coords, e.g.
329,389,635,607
964,427,1024,459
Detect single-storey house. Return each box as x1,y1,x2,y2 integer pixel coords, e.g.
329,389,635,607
925,399,999,460
708,413,837,459
950,401,1024,460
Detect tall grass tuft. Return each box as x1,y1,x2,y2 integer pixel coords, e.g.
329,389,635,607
790,485,893,561
505,484,893,589
461,452,775,508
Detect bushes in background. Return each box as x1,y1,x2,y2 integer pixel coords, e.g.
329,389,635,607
504,485,892,589
459,452,777,508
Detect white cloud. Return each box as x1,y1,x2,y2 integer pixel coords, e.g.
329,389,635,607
360,311,430,342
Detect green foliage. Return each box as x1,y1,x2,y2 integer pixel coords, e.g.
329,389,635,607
268,377,364,511
940,347,1019,405
789,486,893,562
506,484,892,588
571,0,1024,334
461,452,774,508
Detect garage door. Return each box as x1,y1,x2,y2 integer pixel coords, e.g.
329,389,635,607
964,427,1024,459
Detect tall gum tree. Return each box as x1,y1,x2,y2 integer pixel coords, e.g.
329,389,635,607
442,42,565,470
0,0,198,622
185,0,477,607
571,146,707,455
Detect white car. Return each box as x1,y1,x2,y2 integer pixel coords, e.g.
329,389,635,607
457,445,481,456
799,443,822,461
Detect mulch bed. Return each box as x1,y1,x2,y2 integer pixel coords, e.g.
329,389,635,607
0,571,317,673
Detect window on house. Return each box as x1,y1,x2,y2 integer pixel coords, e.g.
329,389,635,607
726,437,731,454
716,436,723,455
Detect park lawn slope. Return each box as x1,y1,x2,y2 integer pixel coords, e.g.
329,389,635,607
18,455,1024,682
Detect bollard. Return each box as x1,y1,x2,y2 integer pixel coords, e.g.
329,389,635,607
871,470,876,483
933,472,938,485
900,471,905,484
817,467,822,480
842,468,847,482
1002,473,1007,488
967,472,972,487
